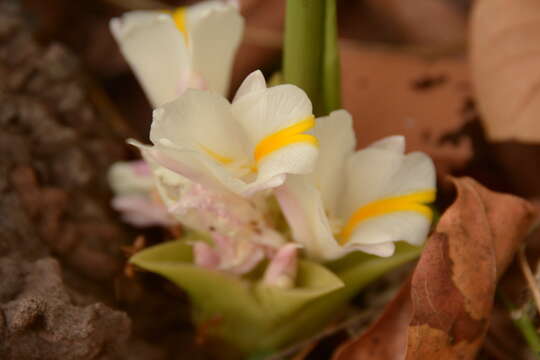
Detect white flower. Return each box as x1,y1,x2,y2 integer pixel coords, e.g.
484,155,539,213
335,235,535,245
276,110,436,261
110,0,244,107
136,70,319,197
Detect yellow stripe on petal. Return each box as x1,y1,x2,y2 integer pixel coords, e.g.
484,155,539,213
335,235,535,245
169,7,189,44
254,115,318,163
339,190,436,245
200,145,234,165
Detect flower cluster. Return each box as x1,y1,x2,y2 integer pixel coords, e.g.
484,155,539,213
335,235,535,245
108,0,436,353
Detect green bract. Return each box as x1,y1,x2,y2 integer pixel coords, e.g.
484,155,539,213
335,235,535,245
130,237,421,355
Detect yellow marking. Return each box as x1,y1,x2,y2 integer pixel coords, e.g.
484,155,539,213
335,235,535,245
254,115,318,163
339,190,436,245
168,7,189,44
241,163,258,173
200,145,234,165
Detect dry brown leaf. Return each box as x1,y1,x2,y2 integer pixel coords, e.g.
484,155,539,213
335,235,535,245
333,177,537,360
363,0,467,50
471,0,540,142
340,44,473,176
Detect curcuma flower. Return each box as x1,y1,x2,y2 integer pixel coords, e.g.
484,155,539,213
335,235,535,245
276,110,436,261
110,0,244,107
136,70,319,197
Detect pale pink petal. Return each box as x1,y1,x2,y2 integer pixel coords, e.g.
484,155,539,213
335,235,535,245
176,71,209,96
224,0,240,9
112,194,174,227
211,234,266,275
142,145,223,192
274,183,313,246
193,242,221,269
131,160,152,176
228,243,265,274
263,243,298,288
212,233,236,263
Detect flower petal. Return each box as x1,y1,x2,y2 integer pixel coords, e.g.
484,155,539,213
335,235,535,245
149,90,255,193
247,143,319,195
311,110,356,216
108,160,154,195
369,135,405,153
193,241,220,269
233,70,267,102
232,83,313,147
381,152,436,198
338,140,436,257
110,11,190,107
232,83,317,193
347,211,431,249
352,242,396,257
263,243,299,288
188,1,244,96
342,146,435,216
151,90,248,158
340,144,405,218
276,176,345,261
111,194,174,227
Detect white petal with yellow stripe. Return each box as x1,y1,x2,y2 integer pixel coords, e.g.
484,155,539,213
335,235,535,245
187,1,244,97
277,110,436,261
139,70,319,197
110,11,191,107
110,0,243,107
232,71,319,195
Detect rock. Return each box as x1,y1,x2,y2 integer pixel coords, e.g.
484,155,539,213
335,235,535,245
1,258,131,360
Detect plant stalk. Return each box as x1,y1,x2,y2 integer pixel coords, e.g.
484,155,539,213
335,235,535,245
322,0,341,113
283,0,325,115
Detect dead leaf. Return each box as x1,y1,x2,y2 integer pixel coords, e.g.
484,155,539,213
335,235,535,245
333,177,537,360
363,0,467,50
340,44,473,175
471,0,540,142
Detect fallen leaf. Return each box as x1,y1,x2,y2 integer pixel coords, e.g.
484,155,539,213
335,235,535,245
471,0,540,142
340,43,473,175
362,0,467,50
333,177,537,360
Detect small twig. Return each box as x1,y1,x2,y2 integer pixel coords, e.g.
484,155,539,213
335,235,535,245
518,246,540,315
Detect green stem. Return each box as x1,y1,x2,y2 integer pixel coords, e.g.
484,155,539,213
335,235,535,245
322,0,341,113
283,0,325,115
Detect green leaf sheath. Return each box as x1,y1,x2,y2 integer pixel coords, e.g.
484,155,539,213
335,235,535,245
283,0,341,116
322,0,341,113
130,240,420,354
283,0,325,115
